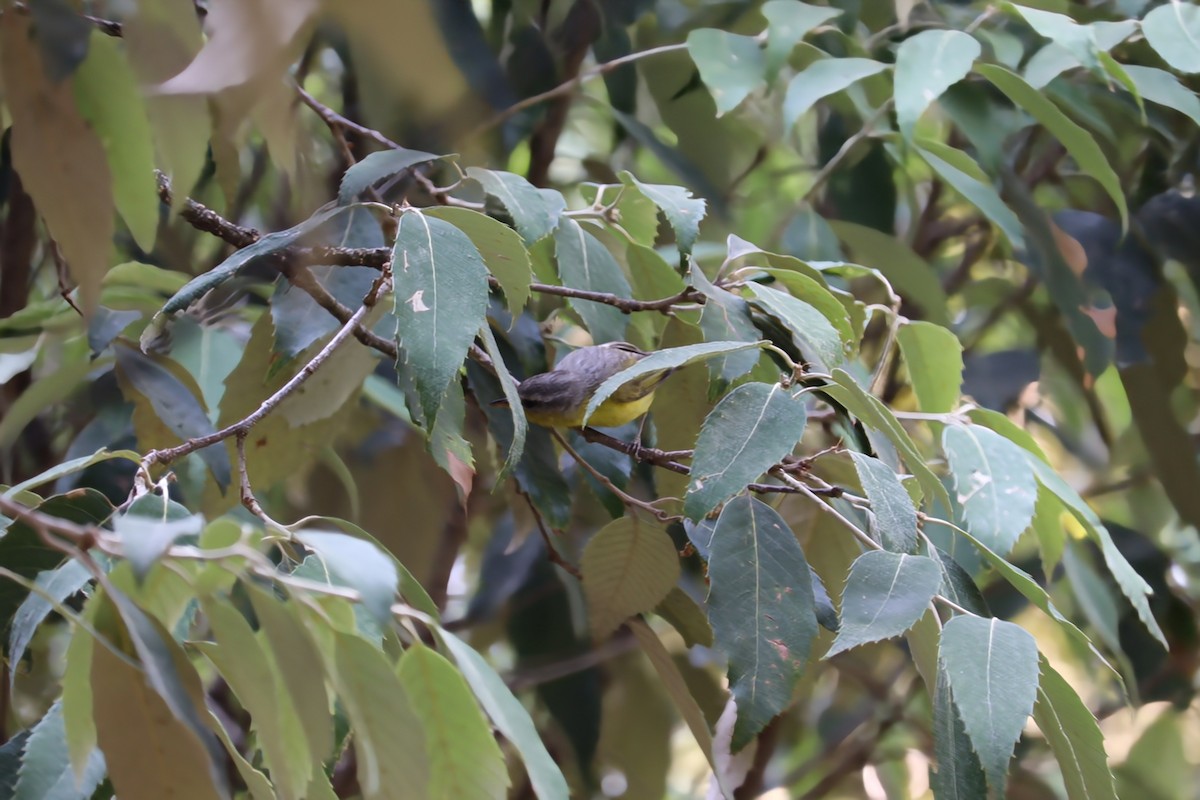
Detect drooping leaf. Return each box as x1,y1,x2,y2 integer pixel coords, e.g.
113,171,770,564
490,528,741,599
654,587,714,648
397,645,510,800
8,560,91,690
437,629,571,800
707,497,817,750
338,148,445,204
619,173,707,255
3,449,140,499
894,30,980,138
1141,3,1200,74
686,29,766,116
1033,656,1119,800
745,284,844,372
896,321,963,414
943,424,1039,556
850,452,919,553
932,662,988,799
784,58,888,130
467,168,562,245
392,210,490,429
426,207,533,315
583,340,765,423
827,552,941,657
477,325,527,479
13,701,106,800
977,64,1128,230
581,517,680,640
939,616,1040,794
762,1,841,79
684,382,808,521
691,266,763,383
914,140,1025,248
294,530,399,623
113,492,203,581
553,218,632,344
73,31,159,253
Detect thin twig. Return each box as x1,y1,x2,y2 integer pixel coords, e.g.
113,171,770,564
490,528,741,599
552,429,679,522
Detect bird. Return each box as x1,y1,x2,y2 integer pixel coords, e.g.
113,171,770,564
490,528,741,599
495,342,672,428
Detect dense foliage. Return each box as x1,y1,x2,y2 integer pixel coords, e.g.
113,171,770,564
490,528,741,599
2,0,1200,798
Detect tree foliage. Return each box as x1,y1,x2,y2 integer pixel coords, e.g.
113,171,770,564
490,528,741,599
2,0,1200,798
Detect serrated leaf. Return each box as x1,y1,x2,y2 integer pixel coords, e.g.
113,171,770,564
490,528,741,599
707,497,817,750
745,283,844,372
1,13,113,314
9,560,91,689
896,321,963,414
684,382,808,521
397,645,509,800
338,148,444,204
914,140,1024,248
850,453,919,552
329,632,428,800
826,552,940,657
206,710,275,800
294,530,399,623
1122,65,1200,127
477,325,526,479
553,218,632,343
437,629,570,800
783,58,888,129
1141,3,1200,74
686,29,766,116
619,173,706,255
73,31,158,252
426,207,532,315
977,64,1128,230
13,701,106,800
62,596,98,778
919,542,988,616
113,492,203,581
762,1,841,80
827,222,950,326
894,30,980,138
943,424,1038,557
582,517,680,639
0,732,30,799
1033,655,1118,800
756,268,857,359
939,616,1039,794
654,587,714,648
691,266,763,383
467,168,562,245
583,340,765,424
197,598,312,799
932,661,988,799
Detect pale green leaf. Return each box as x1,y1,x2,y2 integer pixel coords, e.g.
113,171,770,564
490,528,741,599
943,424,1038,556
619,173,706,255
1141,3,1200,74
426,206,532,315
14,701,106,800
894,30,980,138
744,284,844,372
827,222,950,325
582,517,680,639
686,29,766,116
294,530,398,624
914,140,1024,248
654,587,714,648
932,662,988,799
784,58,888,130
762,1,841,79
896,321,963,414
1122,65,1200,127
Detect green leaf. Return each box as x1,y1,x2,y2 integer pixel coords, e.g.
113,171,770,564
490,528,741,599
397,645,510,800
850,452,919,552
744,284,844,372
437,629,570,800
478,325,526,479
827,222,950,325
691,266,763,382
151,204,352,322
894,30,980,138
197,598,312,798
62,596,98,777
583,340,766,424
467,168,562,245
0,357,95,450
932,662,988,799
826,552,941,657
762,1,841,80
896,321,963,414
13,701,106,800
654,587,714,648
1023,456,1167,649
553,218,632,344
686,29,766,116
8,560,90,690
113,493,203,581
1010,5,1100,70
426,206,532,315
338,147,444,204
977,64,1128,230
939,616,1039,794
706,496,817,750
824,369,951,512
619,173,706,255
294,530,399,624
943,424,1038,556
784,58,888,130
684,382,808,521
392,210,490,429
582,517,680,639
1122,65,1200,127
913,140,1024,248
72,31,158,252
330,633,429,800
3,448,140,498
1141,3,1200,74
1033,655,1118,800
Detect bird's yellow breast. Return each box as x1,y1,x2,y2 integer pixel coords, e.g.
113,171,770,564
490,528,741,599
524,390,657,428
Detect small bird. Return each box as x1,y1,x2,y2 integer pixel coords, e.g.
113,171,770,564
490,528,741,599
497,342,671,428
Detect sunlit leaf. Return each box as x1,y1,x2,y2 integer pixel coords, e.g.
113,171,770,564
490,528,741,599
762,1,841,79
294,530,399,623
654,587,714,648
894,30,980,138
826,552,941,657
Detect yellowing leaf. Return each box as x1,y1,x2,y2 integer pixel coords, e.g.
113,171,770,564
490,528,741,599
582,517,681,640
